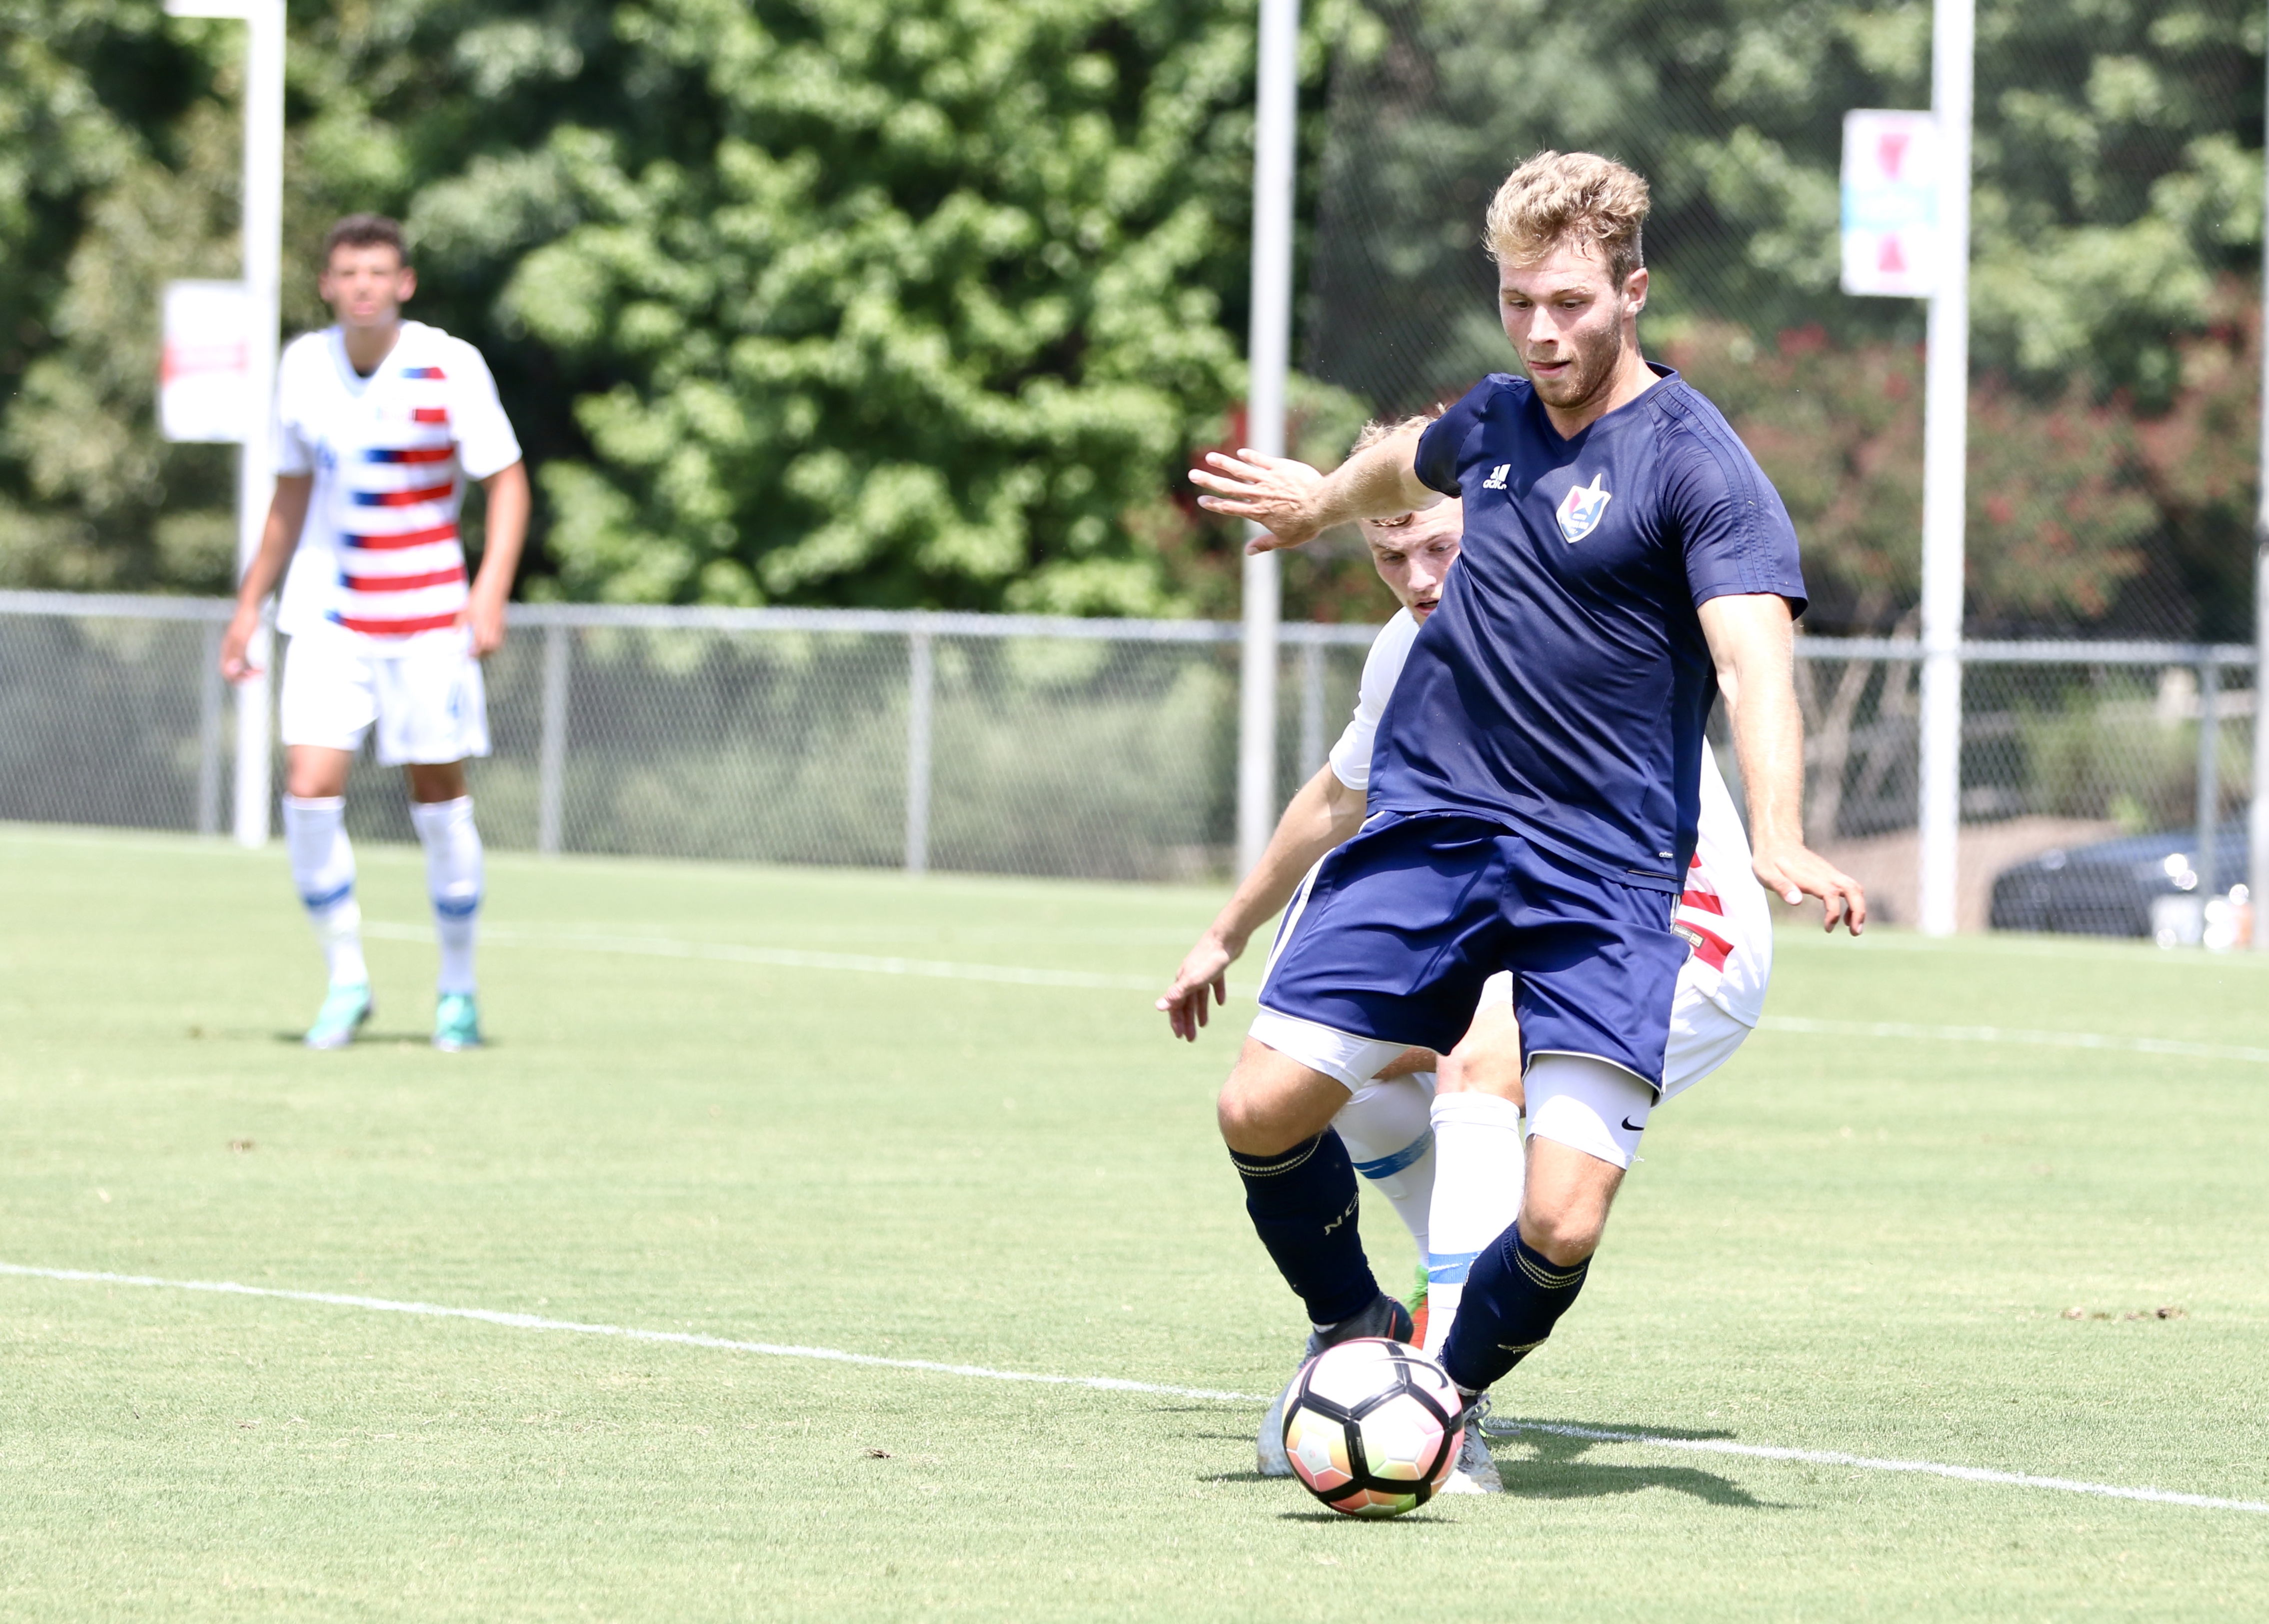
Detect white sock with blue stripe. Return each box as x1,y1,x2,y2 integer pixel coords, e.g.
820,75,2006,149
409,795,482,996
282,795,367,989
1331,1074,1437,1262
1422,1090,1526,1358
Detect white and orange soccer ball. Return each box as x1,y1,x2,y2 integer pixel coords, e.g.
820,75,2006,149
1280,1337,1461,1518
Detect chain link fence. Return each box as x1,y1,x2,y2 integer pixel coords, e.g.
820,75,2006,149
1785,636,2255,934
0,592,2254,939
0,593,1373,883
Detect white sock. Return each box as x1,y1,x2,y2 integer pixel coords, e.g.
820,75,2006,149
1422,1091,1527,1358
282,795,367,988
1331,1074,1437,1259
409,795,482,996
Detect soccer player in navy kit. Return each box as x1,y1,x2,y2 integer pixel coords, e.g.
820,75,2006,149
1190,152,1865,1425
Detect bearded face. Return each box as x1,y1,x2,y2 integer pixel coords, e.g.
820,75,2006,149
1496,240,1646,422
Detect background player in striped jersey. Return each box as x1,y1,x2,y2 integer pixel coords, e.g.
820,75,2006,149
1159,424,1775,1491
218,214,529,1051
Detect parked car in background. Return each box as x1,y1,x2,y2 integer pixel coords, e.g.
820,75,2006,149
1990,824,2251,945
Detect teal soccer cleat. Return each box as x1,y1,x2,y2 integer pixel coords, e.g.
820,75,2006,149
432,992,481,1052
304,983,373,1050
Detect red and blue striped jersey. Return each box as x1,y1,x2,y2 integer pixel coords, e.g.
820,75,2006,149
272,321,521,647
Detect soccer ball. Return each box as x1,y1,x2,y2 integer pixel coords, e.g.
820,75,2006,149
1280,1337,1460,1518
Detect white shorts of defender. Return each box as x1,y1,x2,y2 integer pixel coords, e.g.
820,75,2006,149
1472,970,1750,1104
279,625,491,766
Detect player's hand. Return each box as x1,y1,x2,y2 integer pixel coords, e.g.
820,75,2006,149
1373,1046,1440,1080
462,593,508,658
1157,930,1243,1042
1753,842,1867,935
1188,448,1326,553
218,607,265,682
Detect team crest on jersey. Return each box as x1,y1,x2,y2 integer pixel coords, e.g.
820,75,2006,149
1555,473,1612,542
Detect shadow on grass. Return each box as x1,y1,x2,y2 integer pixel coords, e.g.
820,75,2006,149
1274,1509,1449,1524
267,1030,499,1049
1202,1416,1778,1510
1485,1415,1783,1510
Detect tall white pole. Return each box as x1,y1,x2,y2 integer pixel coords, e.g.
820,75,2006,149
2251,35,2269,948
1916,0,1974,937
1237,0,1299,876
233,0,284,847
170,0,285,847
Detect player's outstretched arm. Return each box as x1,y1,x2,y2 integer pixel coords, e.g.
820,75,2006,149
1698,593,1866,935
218,474,314,681
1157,763,1366,1041
1189,418,1439,553
463,460,530,657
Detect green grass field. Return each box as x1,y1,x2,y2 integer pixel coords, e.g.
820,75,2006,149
4,823,2268,1620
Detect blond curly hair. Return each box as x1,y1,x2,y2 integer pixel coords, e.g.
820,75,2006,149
1483,151,1650,285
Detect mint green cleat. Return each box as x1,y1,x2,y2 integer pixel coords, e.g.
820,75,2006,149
304,983,373,1051
432,992,481,1052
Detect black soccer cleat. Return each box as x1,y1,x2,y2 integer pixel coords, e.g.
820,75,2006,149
1256,1291,1417,1477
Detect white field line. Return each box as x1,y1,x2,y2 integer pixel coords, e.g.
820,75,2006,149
0,1263,1254,1403
1759,1014,2269,1066
362,921,1159,993
369,921,2269,1066
1487,1419,2269,1516
6,1264,2264,1519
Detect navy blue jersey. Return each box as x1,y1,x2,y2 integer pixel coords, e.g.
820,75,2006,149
1368,365,1805,892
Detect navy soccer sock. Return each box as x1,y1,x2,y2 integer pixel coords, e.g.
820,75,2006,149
1438,1222,1589,1394
1230,1131,1381,1329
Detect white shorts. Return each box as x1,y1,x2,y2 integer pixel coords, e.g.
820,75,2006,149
279,625,490,766
1476,971,1750,1102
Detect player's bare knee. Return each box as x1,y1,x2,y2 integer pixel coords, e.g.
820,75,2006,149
284,747,350,800
1442,1041,1523,1104
407,761,468,803
1215,1077,1304,1156
1440,989,1523,1103
1217,1040,1343,1155
1518,1198,1606,1267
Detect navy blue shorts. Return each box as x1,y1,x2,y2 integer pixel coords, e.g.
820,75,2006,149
1256,813,1688,1089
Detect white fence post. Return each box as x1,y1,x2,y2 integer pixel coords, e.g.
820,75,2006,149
1916,0,1976,936
232,620,272,847
2254,38,2269,947
1297,639,1325,776
2195,655,2221,905
167,0,286,848
536,623,570,856
904,628,934,876
196,621,224,836
1235,0,1300,876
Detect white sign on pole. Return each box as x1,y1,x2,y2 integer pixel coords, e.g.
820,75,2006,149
1841,110,1941,298
159,279,256,443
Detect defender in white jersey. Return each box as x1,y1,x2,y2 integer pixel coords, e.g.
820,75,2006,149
1158,426,1774,1491
219,215,530,1052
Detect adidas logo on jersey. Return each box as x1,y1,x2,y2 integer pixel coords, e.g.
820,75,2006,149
1481,463,1511,490
1555,473,1612,542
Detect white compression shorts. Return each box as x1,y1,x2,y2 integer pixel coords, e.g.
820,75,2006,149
1524,1053,1655,1170
280,625,490,766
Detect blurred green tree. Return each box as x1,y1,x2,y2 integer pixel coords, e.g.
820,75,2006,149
0,1,236,588
0,0,1362,614
2,0,2264,627
500,0,1328,614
